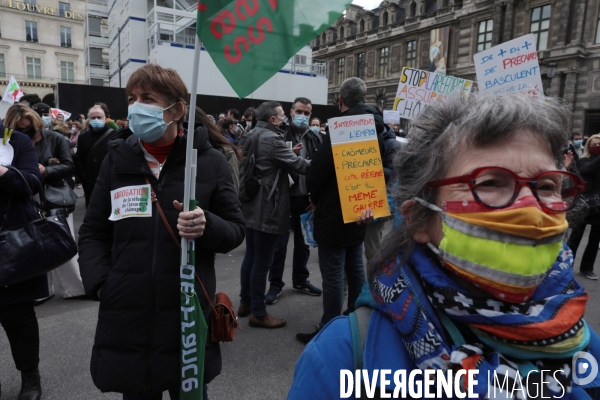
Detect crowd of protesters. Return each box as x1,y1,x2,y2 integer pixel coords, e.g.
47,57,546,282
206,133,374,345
2,63,600,400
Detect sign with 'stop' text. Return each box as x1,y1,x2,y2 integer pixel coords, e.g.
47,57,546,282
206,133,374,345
328,114,390,223
474,34,543,96
393,67,473,120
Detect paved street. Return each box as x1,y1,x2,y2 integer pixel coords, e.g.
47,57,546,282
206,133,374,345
2,191,600,399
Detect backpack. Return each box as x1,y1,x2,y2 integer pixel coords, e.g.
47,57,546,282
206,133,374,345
238,131,262,202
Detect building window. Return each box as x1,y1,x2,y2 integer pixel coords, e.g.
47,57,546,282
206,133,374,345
409,2,416,17
477,19,493,52
0,54,5,78
406,40,417,68
60,61,74,82
530,5,551,51
382,12,388,26
360,19,365,33
337,57,345,85
357,52,365,79
60,27,71,47
294,54,307,65
596,9,600,44
25,21,38,42
378,47,389,79
376,94,386,110
322,33,326,44
26,57,41,79
58,2,70,17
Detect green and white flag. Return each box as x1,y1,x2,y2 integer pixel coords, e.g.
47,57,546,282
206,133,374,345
197,0,352,98
2,76,24,104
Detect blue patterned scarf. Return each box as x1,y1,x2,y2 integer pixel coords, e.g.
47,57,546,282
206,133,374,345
372,244,589,398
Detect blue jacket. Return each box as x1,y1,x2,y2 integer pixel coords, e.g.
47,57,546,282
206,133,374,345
288,288,600,400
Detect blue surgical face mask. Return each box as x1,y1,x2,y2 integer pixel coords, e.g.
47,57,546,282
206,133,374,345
128,102,175,143
90,119,105,129
310,126,320,135
292,114,309,129
42,116,51,127
574,139,583,147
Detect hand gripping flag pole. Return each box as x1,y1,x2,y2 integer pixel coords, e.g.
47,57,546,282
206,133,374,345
179,35,207,400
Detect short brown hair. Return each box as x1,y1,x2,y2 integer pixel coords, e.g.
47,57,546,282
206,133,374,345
126,64,189,129
4,104,45,134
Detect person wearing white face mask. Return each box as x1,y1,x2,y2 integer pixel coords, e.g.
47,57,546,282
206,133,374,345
74,106,115,206
77,64,244,400
263,97,323,306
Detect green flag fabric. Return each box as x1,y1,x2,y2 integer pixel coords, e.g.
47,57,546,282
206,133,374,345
197,0,352,98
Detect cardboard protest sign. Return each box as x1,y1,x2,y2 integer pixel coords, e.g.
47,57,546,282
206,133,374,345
393,67,473,120
383,110,400,124
328,114,390,223
474,34,543,96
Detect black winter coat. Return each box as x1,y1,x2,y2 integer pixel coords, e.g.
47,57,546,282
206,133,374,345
78,127,245,395
307,103,387,248
75,125,115,205
35,129,75,185
0,129,46,306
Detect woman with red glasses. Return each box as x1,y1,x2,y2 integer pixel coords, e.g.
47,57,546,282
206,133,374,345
288,93,600,399
566,134,600,280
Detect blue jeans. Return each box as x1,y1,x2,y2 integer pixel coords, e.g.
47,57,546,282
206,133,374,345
240,228,287,316
122,385,209,399
268,196,311,289
318,243,366,328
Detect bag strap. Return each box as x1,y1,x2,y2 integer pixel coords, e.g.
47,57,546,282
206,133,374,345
144,177,218,317
89,128,114,154
349,306,372,400
0,166,45,229
267,168,281,201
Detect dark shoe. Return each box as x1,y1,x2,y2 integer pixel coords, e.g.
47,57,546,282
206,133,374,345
237,305,251,318
296,327,320,345
293,281,322,296
249,313,286,329
265,286,282,305
580,271,598,280
18,368,41,400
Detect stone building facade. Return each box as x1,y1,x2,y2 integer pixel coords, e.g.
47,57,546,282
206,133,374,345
0,0,86,106
311,0,600,135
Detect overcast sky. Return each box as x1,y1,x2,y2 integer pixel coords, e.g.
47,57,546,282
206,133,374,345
352,0,382,10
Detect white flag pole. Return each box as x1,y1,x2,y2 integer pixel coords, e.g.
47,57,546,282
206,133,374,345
181,35,202,256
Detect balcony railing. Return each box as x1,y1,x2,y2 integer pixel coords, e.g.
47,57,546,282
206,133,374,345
1,72,85,84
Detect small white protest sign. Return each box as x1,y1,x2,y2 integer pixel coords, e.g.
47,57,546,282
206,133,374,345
474,34,543,96
108,185,152,221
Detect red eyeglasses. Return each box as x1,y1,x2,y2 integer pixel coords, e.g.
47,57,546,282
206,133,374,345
427,166,587,212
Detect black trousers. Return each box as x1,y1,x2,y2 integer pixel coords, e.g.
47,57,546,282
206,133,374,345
0,301,39,372
567,222,600,272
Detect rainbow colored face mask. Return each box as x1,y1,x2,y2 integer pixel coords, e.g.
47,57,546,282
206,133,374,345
415,196,568,303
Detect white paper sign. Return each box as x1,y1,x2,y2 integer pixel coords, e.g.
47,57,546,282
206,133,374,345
108,185,152,221
383,110,400,124
328,114,378,145
0,142,14,166
474,34,543,96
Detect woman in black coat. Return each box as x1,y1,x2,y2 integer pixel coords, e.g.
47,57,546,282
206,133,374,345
78,65,245,400
567,133,600,280
0,127,45,400
4,104,83,298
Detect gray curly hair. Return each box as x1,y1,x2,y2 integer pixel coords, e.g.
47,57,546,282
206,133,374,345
371,93,572,279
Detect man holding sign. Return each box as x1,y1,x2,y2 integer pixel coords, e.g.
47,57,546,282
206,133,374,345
297,78,390,345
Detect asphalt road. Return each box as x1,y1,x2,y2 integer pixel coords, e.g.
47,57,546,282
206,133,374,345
2,190,600,400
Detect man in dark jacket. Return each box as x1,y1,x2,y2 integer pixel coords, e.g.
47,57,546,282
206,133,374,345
238,101,311,329
265,97,323,304
75,105,114,206
297,77,381,344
